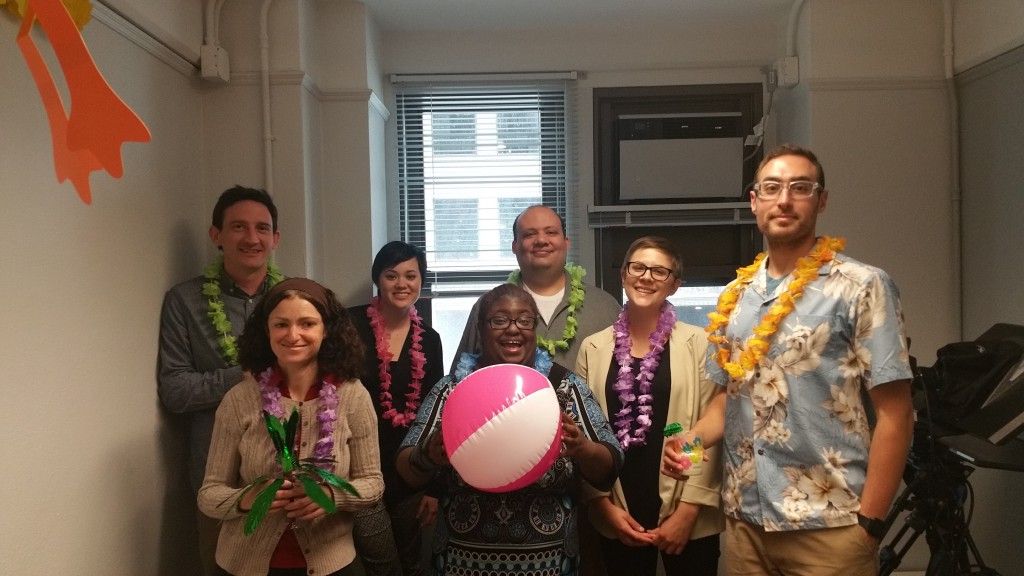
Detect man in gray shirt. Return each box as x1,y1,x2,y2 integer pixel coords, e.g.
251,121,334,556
451,204,620,371
158,185,282,575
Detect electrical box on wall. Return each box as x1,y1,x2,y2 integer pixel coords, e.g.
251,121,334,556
201,44,230,84
774,56,799,88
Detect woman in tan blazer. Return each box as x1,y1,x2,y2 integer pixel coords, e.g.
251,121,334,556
575,236,724,576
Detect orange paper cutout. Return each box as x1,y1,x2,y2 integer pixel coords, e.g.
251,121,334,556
16,0,151,204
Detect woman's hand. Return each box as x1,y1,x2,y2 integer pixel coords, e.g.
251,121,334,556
561,413,615,485
660,431,705,480
280,478,330,522
560,412,591,459
398,428,451,487
417,495,438,526
649,501,699,555
424,430,449,468
238,478,293,513
592,497,655,547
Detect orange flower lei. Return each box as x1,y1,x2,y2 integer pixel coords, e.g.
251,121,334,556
707,236,846,380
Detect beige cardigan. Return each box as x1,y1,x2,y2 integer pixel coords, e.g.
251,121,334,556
197,376,384,576
575,321,725,540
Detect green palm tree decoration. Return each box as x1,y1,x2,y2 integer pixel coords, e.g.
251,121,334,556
227,408,359,535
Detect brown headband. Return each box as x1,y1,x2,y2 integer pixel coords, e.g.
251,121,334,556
266,277,331,310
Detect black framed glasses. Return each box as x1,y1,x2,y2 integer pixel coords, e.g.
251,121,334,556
486,315,538,330
625,261,674,282
753,180,821,200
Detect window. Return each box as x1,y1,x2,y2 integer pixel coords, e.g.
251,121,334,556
434,198,479,260
432,113,476,156
394,79,574,368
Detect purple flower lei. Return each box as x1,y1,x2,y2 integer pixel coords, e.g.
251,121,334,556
611,300,676,450
258,366,339,469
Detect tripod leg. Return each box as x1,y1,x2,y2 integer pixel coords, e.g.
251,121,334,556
963,530,1001,575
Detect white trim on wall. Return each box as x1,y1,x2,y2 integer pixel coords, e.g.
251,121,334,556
808,77,947,91
91,1,197,77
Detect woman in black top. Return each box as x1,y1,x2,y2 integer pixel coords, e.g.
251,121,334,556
349,241,444,576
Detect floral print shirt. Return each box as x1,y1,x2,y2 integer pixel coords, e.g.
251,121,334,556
706,252,912,532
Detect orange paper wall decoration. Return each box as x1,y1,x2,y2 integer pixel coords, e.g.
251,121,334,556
15,0,151,204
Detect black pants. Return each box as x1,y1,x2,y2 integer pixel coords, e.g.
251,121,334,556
599,533,720,576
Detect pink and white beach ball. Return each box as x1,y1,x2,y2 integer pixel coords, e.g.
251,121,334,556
441,363,562,492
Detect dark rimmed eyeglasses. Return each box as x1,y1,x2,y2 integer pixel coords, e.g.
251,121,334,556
486,315,538,330
625,261,674,282
753,180,821,200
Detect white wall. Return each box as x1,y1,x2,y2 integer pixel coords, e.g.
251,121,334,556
804,0,955,366
953,0,1024,71
0,8,206,574
102,0,203,61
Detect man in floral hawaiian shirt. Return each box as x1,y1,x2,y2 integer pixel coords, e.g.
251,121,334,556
664,144,915,575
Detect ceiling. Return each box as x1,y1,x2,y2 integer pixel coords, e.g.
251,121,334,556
360,0,796,33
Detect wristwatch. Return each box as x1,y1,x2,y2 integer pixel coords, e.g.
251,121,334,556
857,513,887,539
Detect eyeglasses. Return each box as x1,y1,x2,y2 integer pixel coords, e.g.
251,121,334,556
486,315,538,330
753,180,821,200
625,261,674,282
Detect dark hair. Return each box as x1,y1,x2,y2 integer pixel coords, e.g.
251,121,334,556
238,281,364,381
477,284,540,331
371,241,427,288
621,235,683,279
212,185,279,232
512,205,567,242
756,144,826,190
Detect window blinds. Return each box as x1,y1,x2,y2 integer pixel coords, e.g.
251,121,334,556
394,80,575,294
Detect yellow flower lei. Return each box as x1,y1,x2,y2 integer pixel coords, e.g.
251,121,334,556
707,236,846,380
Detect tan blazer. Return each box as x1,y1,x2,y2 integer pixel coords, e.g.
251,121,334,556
575,321,725,540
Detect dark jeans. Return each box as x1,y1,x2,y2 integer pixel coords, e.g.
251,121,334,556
599,533,720,576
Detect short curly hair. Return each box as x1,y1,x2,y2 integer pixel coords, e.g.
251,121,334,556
476,283,540,332
238,281,365,381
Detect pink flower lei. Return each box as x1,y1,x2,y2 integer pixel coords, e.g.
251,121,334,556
366,296,425,428
611,300,676,450
257,366,339,469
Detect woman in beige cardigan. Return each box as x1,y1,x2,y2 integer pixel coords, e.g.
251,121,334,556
575,236,724,576
198,278,384,576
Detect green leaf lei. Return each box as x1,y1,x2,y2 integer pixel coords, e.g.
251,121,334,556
203,256,285,365
507,263,586,356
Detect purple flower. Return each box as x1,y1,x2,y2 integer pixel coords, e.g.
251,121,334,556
609,301,677,450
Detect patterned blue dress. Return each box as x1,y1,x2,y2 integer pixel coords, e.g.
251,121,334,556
401,353,622,576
